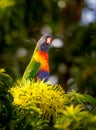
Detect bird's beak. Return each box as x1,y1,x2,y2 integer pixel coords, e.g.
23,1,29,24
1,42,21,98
46,37,52,45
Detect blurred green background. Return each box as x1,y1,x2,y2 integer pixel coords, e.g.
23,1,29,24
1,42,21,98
0,0,96,96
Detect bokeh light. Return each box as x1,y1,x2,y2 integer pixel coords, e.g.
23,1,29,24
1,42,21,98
41,25,52,34
51,38,63,48
85,0,96,9
57,0,66,9
48,75,58,85
80,8,96,25
16,48,27,58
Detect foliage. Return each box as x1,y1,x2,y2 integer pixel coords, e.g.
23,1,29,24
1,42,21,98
55,105,96,130
0,0,15,9
9,79,96,130
66,90,96,108
0,70,96,129
0,0,96,96
0,69,13,129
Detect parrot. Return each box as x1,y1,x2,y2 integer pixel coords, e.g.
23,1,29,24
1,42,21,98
22,34,53,82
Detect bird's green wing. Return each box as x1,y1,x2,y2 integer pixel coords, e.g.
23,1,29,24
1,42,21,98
22,58,40,81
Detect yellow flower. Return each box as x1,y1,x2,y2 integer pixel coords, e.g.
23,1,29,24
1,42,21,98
55,104,96,130
63,105,83,118
9,79,66,119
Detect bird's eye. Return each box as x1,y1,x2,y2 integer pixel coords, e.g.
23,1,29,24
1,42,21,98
46,37,52,45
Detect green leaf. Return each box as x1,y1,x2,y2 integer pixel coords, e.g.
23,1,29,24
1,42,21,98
77,94,96,108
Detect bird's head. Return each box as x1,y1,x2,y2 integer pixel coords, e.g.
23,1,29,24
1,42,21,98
37,34,53,52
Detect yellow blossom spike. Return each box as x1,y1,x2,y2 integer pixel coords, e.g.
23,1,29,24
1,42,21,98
9,79,66,119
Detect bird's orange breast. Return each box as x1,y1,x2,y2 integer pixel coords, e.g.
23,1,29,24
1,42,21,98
33,50,50,72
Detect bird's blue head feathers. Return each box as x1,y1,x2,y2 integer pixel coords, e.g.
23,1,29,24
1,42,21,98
37,34,53,52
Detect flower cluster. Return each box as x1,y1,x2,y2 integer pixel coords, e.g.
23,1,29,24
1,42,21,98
10,80,66,119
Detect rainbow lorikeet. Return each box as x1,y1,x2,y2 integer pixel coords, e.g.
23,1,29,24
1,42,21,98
22,34,53,82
